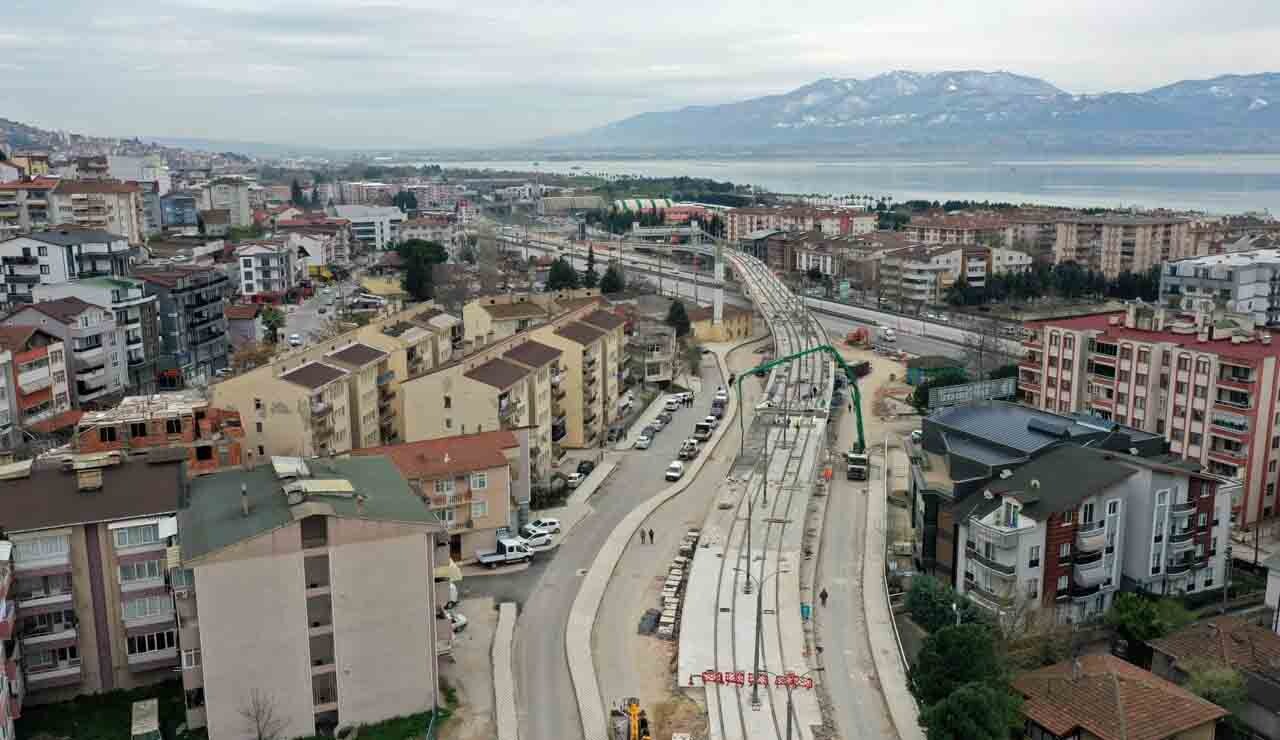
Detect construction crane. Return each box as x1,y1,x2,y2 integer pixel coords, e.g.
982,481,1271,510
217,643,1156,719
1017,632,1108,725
609,697,652,740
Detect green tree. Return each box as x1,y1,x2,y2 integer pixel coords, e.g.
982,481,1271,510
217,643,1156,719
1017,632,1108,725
398,239,449,264
1105,592,1193,645
600,264,625,294
988,364,1018,380
919,681,1022,740
392,191,418,212
290,179,305,206
666,300,692,337
911,369,969,412
905,575,985,633
545,258,580,291
261,306,286,344
583,245,599,288
910,623,1006,706
401,251,434,301
1185,660,1247,732
945,277,973,306
806,266,824,283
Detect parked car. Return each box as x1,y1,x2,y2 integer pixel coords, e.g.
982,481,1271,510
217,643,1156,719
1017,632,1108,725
665,461,686,481
519,532,554,549
642,424,659,438
634,434,653,450
527,517,561,533
577,460,596,476
664,397,682,412
657,411,674,424
566,472,586,489
703,415,719,429
288,333,303,347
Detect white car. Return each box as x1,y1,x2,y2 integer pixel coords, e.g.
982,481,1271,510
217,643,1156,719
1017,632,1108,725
445,610,468,633
287,333,303,347
519,532,554,549
634,434,653,450
566,472,586,489
704,415,719,429
527,517,561,533
664,397,682,412
665,461,686,481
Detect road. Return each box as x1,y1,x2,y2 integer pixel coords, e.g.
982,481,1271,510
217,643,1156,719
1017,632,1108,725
282,269,368,342
465,359,725,740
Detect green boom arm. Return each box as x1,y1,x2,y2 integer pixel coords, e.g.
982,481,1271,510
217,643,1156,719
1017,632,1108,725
733,344,865,454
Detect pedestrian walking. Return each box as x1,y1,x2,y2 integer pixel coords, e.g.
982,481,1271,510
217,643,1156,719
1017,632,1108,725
640,530,647,545
649,528,655,543
819,588,829,607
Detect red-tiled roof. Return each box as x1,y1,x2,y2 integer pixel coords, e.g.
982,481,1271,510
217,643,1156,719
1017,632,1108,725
687,304,752,323
0,325,41,352
0,178,60,191
1150,615,1280,679
1029,312,1280,361
1012,654,1227,740
53,180,140,195
353,430,518,480
12,296,102,325
223,304,261,320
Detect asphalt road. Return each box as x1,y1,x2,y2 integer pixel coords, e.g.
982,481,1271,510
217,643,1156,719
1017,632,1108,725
465,358,725,740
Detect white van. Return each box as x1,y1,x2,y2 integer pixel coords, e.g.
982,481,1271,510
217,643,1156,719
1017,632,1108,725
878,327,897,342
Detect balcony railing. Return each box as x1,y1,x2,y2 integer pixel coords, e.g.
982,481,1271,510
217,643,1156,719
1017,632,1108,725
967,519,1022,549
2,255,37,265
964,544,1016,576
1172,500,1197,514
427,490,473,509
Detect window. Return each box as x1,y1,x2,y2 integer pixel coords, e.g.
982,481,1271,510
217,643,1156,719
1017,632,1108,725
126,629,176,655
14,534,69,561
166,419,181,435
1057,575,1069,592
470,472,488,490
1108,500,1120,515
1192,409,1203,422
50,349,61,363
434,478,455,494
1026,579,1039,598
1118,371,1129,383
1082,503,1095,524
99,426,117,443
1152,551,1161,574
443,395,452,409
257,445,265,456
113,524,160,549
119,559,163,583
39,265,49,275
1136,373,1147,386
1189,433,1202,446
1139,348,1150,364
1176,381,1188,395
1028,545,1040,568
254,398,263,411
123,595,171,621
171,568,194,589
1198,513,1208,528
1059,542,1071,559
182,648,202,669
1196,358,1210,374
1193,385,1207,399
1178,356,1190,371
256,422,263,433
471,501,488,519
1156,420,1165,434
1060,511,1074,526
1064,336,1075,350
37,245,47,256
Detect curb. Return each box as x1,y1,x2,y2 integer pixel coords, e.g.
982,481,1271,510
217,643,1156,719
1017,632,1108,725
494,602,519,740
565,340,753,739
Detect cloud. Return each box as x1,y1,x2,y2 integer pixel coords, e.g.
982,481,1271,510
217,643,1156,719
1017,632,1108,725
6,0,1280,147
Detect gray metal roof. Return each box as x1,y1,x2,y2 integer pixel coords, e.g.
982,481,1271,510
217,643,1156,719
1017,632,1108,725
928,401,1156,456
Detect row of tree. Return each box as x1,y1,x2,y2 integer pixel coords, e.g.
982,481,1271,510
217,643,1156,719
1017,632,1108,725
943,262,1161,307
544,249,627,295
289,179,325,210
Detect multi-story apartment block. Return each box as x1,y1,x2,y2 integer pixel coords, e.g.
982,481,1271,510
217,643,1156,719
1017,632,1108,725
73,391,244,475
34,279,161,395
337,181,397,205
276,223,352,270
236,240,303,302
954,444,1233,626
0,178,57,240
0,539,23,735
2,298,127,406
329,205,404,251
726,206,874,242
580,309,628,411
878,244,1032,309
1,452,186,705
1019,305,1280,525
398,217,453,245
901,213,1007,245
1159,249,1280,326
0,326,71,440
535,321,611,451
135,265,230,388
175,456,448,737
197,178,252,227
1054,215,1196,279
159,191,199,230
355,430,530,559
322,343,397,450
48,181,145,245
0,229,131,307
1003,212,1064,264
634,322,676,384
463,296,558,346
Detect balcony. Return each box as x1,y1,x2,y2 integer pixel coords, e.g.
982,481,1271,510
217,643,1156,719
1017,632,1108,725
551,371,564,386
964,578,1014,609
428,490,473,510
584,410,598,426
1168,529,1195,552
76,379,108,397
2,255,37,265
1070,582,1102,601
126,333,144,347
552,423,567,442
584,373,598,388
1165,558,1195,575
1214,393,1252,411
553,386,566,400
188,314,222,331
1074,556,1106,588
25,663,83,689
964,544,1016,577
584,355,597,369
311,401,330,417
376,370,395,386
967,519,1022,549
1076,521,1106,552
5,273,40,284
1207,448,1247,466
1172,500,1197,515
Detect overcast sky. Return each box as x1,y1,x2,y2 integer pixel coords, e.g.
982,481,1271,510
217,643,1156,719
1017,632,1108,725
5,0,1279,149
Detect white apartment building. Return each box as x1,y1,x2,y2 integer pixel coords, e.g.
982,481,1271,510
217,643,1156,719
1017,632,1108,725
3,298,129,405
878,244,1031,307
108,156,171,196
338,181,396,205
33,278,161,395
197,178,253,228
0,230,132,307
398,218,453,246
236,240,304,300
329,205,405,251
1159,249,1280,326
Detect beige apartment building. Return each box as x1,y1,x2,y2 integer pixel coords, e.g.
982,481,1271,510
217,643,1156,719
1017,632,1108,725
176,456,449,738
355,430,531,559
49,181,146,245
461,290,605,347
1054,215,1195,279
530,310,627,450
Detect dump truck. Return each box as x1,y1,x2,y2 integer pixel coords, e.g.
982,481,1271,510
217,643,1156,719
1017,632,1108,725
846,450,870,481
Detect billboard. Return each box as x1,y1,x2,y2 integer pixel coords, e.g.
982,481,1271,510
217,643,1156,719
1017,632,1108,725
928,377,1017,408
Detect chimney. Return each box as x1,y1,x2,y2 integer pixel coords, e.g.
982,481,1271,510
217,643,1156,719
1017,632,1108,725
240,483,250,517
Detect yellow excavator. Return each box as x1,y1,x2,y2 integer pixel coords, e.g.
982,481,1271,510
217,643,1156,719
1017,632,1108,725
609,697,652,740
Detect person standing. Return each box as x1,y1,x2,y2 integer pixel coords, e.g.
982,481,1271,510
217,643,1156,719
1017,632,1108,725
819,588,829,607
649,528,655,544
640,530,647,545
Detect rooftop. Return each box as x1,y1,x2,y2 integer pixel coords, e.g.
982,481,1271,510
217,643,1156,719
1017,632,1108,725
179,456,437,562
1013,654,1227,740
353,430,519,480
0,325,46,352
223,304,260,320
555,321,605,346
929,401,1162,461
134,265,220,288
326,342,388,368
331,205,405,220
53,180,141,195
464,357,530,389
967,445,1139,519
11,228,126,247
13,296,102,324
0,177,60,191
77,391,209,426
279,361,348,390
582,309,627,332
502,340,562,368
1150,615,1280,681
480,301,549,320
1030,311,1280,362
0,453,186,533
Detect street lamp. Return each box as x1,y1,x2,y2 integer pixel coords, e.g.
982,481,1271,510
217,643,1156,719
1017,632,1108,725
749,667,825,740
734,566,791,708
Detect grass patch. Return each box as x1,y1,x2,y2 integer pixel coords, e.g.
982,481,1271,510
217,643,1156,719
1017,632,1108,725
17,680,199,740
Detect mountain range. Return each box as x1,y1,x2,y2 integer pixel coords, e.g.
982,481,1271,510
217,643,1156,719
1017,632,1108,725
543,71,1280,155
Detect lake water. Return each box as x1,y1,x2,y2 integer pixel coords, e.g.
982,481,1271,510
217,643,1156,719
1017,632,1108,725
444,156,1280,214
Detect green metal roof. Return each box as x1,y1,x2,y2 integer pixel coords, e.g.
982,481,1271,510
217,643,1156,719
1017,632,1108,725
179,456,439,562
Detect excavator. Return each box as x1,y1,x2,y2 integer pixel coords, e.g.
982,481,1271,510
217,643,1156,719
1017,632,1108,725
609,697,652,740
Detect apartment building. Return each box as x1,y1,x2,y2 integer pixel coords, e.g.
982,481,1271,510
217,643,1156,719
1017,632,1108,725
35,278,161,395
0,178,57,240
908,401,1168,586
355,430,530,559
337,181,396,205
323,343,397,450
399,217,453,245
329,205,404,251
463,295,560,346
159,191,199,230
533,320,611,451
0,540,22,736
0,326,71,440
48,181,145,245
235,240,303,301
1019,305,1280,524
0,229,131,307
726,206,874,242
756,231,881,279
1054,215,1196,279
901,213,1007,245
877,244,1031,308
175,456,448,737
1159,249,1280,326
197,178,252,227
580,310,628,409
276,223,353,269
135,265,230,388
0,452,186,705
73,391,244,475
954,444,1233,626
1003,212,1064,264
634,322,676,384
3,298,126,406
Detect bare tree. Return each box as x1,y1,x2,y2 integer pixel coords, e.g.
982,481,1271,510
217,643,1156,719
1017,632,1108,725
432,263,472,312
240,688,288,740
961,318,1016,380
473,223,508,292
231,342,277,373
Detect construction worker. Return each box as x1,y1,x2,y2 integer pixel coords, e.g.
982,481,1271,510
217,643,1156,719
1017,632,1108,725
819,588,829,607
